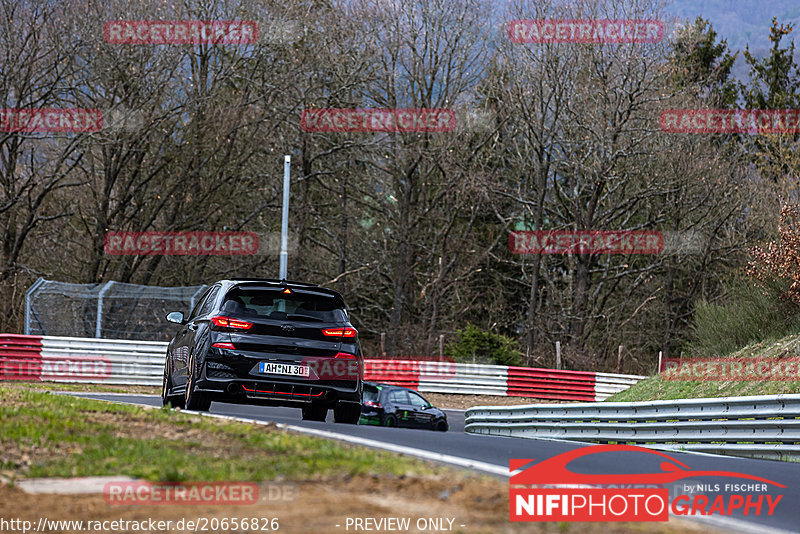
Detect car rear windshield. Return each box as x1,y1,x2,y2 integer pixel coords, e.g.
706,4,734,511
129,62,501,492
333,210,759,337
363,386,380,403
221,288,348,323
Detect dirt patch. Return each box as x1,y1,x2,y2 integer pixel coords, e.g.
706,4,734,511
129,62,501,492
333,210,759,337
0,476,718,534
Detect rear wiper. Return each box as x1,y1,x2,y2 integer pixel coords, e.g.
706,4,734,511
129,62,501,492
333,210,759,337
286,314,323,322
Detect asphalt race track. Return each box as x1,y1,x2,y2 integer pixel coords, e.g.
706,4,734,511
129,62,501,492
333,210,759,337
74,393,800,533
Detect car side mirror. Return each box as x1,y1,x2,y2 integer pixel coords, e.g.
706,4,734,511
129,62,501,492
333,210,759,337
166,311,185,325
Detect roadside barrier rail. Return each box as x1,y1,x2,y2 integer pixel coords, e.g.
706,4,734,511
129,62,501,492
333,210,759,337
0,334,644,400
465,394,800,461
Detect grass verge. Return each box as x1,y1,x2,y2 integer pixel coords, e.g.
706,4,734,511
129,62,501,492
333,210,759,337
609,333,800,402
0,385,440,483
4,381,160,395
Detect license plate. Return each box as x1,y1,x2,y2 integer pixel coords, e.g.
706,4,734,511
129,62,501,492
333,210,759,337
258,362,310,377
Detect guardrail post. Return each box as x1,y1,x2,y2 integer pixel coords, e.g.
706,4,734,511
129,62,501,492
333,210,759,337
617,345,623,373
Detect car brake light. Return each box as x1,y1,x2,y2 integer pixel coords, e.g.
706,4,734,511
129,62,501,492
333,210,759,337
212,342,236,350
334,352,356,359
364,400,382,409
210,316,253,330
322,327,357,338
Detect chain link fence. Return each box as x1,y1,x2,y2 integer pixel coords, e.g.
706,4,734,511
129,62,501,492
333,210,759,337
24,278,208,341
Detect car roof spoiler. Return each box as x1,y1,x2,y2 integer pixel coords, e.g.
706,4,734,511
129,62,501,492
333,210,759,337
228,277,318,287
228,279,345,302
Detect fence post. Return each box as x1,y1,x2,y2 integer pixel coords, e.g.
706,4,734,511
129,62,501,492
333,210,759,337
439,334,444,359
380,332,386,358
555,341,562,370
95,281,114,338
657,351,663,374
24,277,46,335
617,344,623,373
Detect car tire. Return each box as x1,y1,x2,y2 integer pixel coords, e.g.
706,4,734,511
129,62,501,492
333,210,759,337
185,353,211,412
435,420,448,432
301,402,328,422
382,414,397,427
161,362,185,409
333,404,361,424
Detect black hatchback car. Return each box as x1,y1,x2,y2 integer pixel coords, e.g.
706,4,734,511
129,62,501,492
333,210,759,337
359,382,448,431
161,278,363,424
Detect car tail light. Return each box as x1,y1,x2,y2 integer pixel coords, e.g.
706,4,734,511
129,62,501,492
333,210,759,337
322,327,357,338
210,316,253,330
334,352,356,359
364,400,382,409
212,342,236,350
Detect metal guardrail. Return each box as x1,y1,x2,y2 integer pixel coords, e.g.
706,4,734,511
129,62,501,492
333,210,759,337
465,394,800,461
363,359,644,400
40,336,168,385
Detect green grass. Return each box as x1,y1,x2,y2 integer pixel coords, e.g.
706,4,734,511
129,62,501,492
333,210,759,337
0,385,440,482
608,333,800,402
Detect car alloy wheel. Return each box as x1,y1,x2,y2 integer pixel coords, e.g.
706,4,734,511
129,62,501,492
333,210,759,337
383,414,397,427
184,353,211,411
301,402,328,422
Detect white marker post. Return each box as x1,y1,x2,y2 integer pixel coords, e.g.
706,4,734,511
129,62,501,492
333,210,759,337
279,155,291,280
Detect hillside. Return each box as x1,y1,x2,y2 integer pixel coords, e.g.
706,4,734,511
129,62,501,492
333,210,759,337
608,332,800,401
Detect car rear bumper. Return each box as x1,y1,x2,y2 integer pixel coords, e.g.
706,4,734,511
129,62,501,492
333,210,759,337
194,374,361,406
